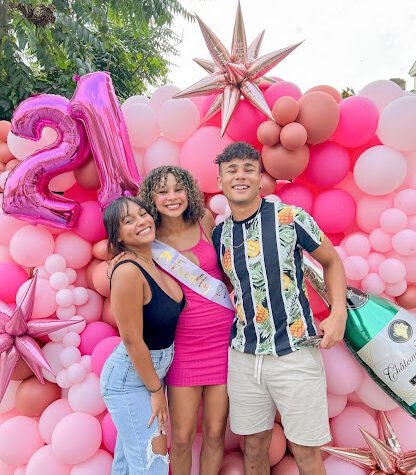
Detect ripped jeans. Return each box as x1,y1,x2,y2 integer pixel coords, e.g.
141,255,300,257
100,342,174,474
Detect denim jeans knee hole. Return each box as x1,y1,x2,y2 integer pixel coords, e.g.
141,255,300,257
145,430,169,469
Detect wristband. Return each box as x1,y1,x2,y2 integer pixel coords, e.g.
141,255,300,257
148,382,163,393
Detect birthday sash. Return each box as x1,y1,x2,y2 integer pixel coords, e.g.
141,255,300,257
151,240,234,311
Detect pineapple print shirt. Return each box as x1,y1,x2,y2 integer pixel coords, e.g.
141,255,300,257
212,199,324,357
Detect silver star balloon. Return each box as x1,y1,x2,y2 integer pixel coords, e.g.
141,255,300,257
174,1,302,135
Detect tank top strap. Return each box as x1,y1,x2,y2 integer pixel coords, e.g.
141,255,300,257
198,221,211,243
110,259,158,291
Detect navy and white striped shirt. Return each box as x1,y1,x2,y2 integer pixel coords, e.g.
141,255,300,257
212,199,323,356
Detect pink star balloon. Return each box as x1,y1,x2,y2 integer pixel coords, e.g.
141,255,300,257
322,412,416,475
0,271,82,400
174,1,303,135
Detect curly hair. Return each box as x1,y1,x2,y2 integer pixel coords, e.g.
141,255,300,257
139,166,205,225
215,141,259,166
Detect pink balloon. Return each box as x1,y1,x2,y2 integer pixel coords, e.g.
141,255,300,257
102,298,116,328
0,460,15,475
49,171,76,193
101,412,117,453
76,289,103,324
366,252,385,272
312,190,356,234
403,255,416,283
321,344,364,395
74,201,106,242
0,381,21,414
68,373,106,416
92,261,110,297
327,393,348,418
361,273,385,295
159,98,200,143
268,423,287,466
278,184,313,213
378,258,406,283
354,146,407,196
394,189,416,215
0,416,44,466
26,445,71,475
330,406,377,448
143,137,181,175
123,103,160,148
368,228,392,253
0,212,26,246
392,229,416,255
226,100,267,147
190,433,203,475
264,81,303,108
220,451,244,474
305,142,350,188
70,72,140,208
51,412,102,465
332,96,379,148
343,256,369,281
149,85,180,114
70,449,113,475
9,225,54,267
324,455,367,475
41,342,65,383
16,278,57,319
180,127,233,193
91,336,121,376
79,322,118,355
0,263,28,303
379,208,408,234
356,194,394,233
271,454,299,475
356,375,398,411
54,232,92,269
336,172,365,203
39,398,73,444
385,280,407,297
359,80,403,112
7,126,57,161
3,95,90,228
386,407,416,451
342,233,371,258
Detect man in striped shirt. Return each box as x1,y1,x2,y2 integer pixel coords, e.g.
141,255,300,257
212,142,347,475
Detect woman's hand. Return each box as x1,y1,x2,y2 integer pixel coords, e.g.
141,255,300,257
148,389,169,434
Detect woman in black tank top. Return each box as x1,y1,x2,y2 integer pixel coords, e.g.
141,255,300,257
100,196,185,474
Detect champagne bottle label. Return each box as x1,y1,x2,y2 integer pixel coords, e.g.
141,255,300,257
357,308,416,406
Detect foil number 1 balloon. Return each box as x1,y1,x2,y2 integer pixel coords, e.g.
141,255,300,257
3,72,140,228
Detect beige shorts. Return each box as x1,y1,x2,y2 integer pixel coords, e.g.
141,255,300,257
227,347,331,446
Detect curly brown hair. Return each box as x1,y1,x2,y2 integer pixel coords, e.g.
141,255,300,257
139,166,205,225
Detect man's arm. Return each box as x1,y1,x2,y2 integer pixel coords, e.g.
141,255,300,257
310,236,347,349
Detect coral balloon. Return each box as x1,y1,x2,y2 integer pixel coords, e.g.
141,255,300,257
260,172,277,196
272,96,299,126
257,120,281,146
262,144,310,180
279,122,307,151
297,91,339,145
73,159,100,190
396,286,416,309
271,454,299,475
0,120,11,142
15,377,61,417
306,85,342,103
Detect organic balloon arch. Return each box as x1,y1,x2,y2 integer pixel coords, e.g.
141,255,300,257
0,4,416,475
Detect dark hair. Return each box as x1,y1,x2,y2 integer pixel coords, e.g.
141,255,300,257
139,165,205,225
103,196,151,257
215,141,260,166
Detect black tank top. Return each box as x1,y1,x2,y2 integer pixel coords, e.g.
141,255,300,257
111,260,185,350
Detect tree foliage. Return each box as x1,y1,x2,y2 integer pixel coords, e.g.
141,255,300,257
0,0,193,119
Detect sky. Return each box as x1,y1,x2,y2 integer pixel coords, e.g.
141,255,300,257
167,0,416,94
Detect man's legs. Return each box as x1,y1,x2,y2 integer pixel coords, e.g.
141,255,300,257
290,442,326,475
243,429,273,475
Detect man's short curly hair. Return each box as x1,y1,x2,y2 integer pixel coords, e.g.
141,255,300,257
215,141,260,166
139,166,205,225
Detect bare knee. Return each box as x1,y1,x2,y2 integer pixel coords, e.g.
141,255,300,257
171,428,196,451
202,423,226,448
244,431,272,462
151,434,168,456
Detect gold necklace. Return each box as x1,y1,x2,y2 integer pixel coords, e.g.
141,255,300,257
232,201,262,249
135,253,156,267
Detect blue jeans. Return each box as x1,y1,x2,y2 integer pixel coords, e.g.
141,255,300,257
100,342,174,474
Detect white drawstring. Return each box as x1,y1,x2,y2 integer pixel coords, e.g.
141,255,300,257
254,355,263,384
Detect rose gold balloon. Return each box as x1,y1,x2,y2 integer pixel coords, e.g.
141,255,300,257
0,121,11,143
5,159,19,171
395,286,416,309
257,120,281,146
74,157,101,190
306,85,342,103
11,358,33,381
0,143,13,164
260,172,277,196
280,122,307,151
272,96,299,126
297,91,339,145
262,144,310,180
15,376,61,417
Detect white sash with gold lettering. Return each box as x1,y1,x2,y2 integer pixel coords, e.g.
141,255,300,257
152,240,234,311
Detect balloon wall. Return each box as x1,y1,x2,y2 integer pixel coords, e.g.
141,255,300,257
0,76,416,474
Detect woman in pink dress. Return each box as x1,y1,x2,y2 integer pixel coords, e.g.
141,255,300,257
140,166,234,475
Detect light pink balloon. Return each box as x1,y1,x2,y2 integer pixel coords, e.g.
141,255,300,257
403,255,416,283
72,287,88,306
9,225,54,267
7,127,57,161
149,85,180,114
330,406,377,448
41,342,65,383
0,245,13,264
361,273,385,295
76,289,103,324
67,373,106,416
305,142,350,188
51,412,102,465
0,212,26,246
101,412,116,454
277,184,313,213
56,289,75,307
16,278,57,318
49,272,70,291
0,380,21,414
354,146,407,196
392,229,416,255
327,393,348,418
121,95,149,110
356,375,398,411
377,96,416,151
44,254,67,274
39,398,73,444
378,258,406,283
312,190,356,234
343,256,369,281
368,228,392,253
142,137,181,175
332,96,379,148
394,189,416,215
0,416,44,466
342,233,371,258
0,461,16,475
385,280,407,297
70,449,113,475
159,99,200,143
359,80,403,112
379,208,408,234
320,343,364,395
26,445,71,475
67,363,87,385
123,103,160,149
220,451,244,474
59,347,81,368
74,201,106,243
356,194,394,233
386,407,416,451
180,126,233,193
208,194,228,215
54,232,92,269
91,336,121,376
366,252,385,272
271,454,299,475
324,455,367,475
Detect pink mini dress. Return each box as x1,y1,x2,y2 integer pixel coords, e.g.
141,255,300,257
165,226,234,386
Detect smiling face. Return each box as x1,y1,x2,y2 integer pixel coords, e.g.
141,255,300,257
218,158,262,206
152,173,189,220
118,202,156,249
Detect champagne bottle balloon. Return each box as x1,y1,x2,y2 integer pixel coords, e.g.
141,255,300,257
304,256,416,418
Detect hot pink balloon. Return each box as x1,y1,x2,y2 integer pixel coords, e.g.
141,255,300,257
101,412,117,453
69,72,140,208
306,142,350,188
264,81,302,108
226,100,266,148
3,95,90,228
91,336,121,376
312,190,356,234
332,96,379,148
79,322,118,356
0,263,28,303
74,201,106,242
278,183,313,213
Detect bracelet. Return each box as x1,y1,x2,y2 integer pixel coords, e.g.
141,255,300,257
148,382,163,393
